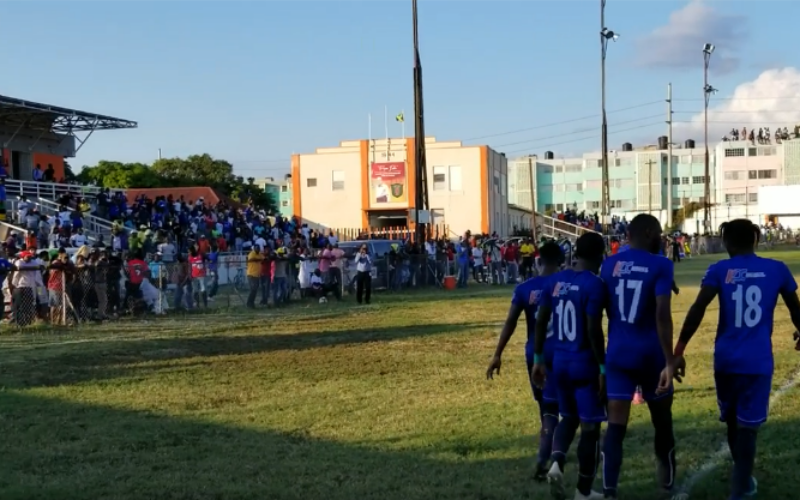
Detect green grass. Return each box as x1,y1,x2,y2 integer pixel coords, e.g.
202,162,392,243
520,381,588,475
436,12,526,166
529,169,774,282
2,250,800,499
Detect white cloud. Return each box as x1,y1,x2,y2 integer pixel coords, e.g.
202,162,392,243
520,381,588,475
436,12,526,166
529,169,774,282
633,0,746,75
674,67,800,143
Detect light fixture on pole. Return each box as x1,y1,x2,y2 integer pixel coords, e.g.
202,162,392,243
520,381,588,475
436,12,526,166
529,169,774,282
600,1,619,226
702,42,716,233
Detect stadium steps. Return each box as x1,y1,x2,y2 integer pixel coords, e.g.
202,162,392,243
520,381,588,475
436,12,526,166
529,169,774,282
534,211,600,241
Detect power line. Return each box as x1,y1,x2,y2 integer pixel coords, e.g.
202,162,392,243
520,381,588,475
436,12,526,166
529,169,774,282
674,110,800,115
492,114,662,149
674,96,800,102
500,121,664,156
461,100,663,142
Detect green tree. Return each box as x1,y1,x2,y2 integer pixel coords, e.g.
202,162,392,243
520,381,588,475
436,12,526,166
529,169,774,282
78,161,163,188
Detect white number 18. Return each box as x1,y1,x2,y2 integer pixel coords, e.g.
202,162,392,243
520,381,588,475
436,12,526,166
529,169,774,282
732,284,762,328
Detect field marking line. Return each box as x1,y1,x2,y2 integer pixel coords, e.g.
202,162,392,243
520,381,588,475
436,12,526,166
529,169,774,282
672,365,800,499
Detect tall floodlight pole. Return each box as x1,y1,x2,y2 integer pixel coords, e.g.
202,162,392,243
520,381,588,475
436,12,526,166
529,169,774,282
703,43,716,233
412,0,429,243
600,0,618,228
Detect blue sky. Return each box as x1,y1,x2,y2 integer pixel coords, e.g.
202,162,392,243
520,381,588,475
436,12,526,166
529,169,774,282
3,1,797,178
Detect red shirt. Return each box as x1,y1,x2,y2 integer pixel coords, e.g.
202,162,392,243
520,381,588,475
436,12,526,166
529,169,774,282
127,259,148,285
189,255,206,278
504,246,518,262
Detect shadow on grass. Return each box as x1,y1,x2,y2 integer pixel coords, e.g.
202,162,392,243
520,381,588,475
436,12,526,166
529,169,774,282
0,321,499,389
2,391,784,500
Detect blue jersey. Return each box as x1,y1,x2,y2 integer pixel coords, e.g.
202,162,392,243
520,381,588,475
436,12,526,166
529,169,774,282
601,249,674,368
540,269,606,360
512,276,554,357
701,254,797,375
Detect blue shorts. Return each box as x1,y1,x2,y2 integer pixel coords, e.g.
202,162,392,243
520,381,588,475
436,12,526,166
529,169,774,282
715,372,772,426
606,358,673,402
526,356,558,404
552,355,607,423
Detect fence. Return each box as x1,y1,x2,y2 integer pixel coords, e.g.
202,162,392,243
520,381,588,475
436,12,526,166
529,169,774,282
328,223,451,243
5,251,512,328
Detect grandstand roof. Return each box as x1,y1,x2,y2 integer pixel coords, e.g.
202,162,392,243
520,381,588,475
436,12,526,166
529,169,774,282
0,94,137,134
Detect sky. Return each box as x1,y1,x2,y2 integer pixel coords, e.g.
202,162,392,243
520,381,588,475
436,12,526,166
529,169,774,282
3,0,799,178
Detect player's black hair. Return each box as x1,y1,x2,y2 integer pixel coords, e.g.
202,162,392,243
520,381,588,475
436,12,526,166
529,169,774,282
628,213,661,239
538,241,563,266
720,219,760,250
574,232,605,262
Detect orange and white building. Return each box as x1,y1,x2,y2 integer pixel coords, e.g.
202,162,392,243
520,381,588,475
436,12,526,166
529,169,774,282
291,137,511,237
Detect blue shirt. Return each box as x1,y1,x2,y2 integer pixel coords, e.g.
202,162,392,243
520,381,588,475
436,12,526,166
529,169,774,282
512,276,554,359
601,248,675,369
540,268,606,360
701,254,797,375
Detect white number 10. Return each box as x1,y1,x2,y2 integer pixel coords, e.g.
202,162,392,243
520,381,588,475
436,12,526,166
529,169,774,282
732,284,762,328
615,279,643,324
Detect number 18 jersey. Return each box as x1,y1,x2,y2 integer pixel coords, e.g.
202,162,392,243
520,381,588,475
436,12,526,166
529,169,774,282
540,269,606,360
601,249,674,369
702,254,797,375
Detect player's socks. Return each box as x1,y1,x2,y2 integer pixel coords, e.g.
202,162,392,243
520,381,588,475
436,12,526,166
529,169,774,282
552,416,580,470
601,423,626,498
537,403,559,466
651,409,676,490
732,427,758,498
726,417,739,462
576,425,601,496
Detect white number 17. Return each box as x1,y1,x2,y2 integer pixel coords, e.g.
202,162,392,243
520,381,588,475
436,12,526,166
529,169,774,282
615,279,643,324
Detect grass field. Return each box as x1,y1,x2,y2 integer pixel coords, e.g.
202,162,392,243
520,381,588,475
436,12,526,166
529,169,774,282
2,251,800,500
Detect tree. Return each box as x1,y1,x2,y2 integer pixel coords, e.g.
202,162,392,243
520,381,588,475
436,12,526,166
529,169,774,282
77,161,163,188
151,154,237,190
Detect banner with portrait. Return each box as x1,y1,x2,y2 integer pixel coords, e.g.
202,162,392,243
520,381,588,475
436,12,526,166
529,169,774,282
370,162,407,205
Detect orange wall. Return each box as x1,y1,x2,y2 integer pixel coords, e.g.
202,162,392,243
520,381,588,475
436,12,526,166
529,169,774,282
32,153,65,181
291,154,301,220
360,140,369,227
480,146,489,234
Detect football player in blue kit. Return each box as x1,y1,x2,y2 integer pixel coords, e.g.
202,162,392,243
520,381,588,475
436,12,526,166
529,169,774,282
532,233,608,500
487,242,565,480
670,219,800,500
599,214,681,499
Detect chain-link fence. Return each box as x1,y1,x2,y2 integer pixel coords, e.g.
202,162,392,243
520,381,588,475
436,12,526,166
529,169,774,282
0,249,537,329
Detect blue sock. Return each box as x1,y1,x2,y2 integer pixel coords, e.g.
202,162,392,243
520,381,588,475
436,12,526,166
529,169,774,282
602,423,627,497
537,402,559,465
552,415,579,469
732,427,757,497
651,406,676,489
577,424,601,496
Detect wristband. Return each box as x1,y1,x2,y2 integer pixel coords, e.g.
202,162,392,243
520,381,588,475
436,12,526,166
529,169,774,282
533,353,545,364
599,364,606,375
674,341,687,357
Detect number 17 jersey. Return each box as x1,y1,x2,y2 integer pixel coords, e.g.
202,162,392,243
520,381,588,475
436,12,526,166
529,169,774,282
702,254,797,375
601,249,674,369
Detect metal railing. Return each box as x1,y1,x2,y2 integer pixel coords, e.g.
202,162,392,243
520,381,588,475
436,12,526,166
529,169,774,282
535,211,600,241
4,179,102,202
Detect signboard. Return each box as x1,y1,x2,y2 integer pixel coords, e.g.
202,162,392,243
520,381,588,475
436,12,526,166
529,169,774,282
370,162,407,205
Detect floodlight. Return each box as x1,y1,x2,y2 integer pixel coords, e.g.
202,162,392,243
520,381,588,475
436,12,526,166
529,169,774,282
703,43,715,54
704,84,718,95
601,28,619,41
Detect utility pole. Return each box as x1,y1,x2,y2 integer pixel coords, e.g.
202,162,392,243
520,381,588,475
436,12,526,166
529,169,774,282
703,43,716,234
600,0,611,226
528,156,537,241
645,159,656,214
412,0,429,243
666,83,673,227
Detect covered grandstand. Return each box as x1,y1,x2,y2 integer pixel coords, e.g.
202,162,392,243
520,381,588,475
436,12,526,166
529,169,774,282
0,94,137,181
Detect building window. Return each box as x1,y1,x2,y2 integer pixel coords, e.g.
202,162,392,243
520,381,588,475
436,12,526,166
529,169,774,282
539,184,553,191
672,177,680,185
432,166,446,190
544,204,555,211
306,178,317,188
616,158,633,167
725,193,746,204
586,180,602,188
565,164,582,172
331,170,345,191
494,172,500,193
759,147,776,156
501,174,507,196
448,165,462,191
724,171,743,181
758,169,777,179
748,192,758,203
565,183,582,191
281,185,288,192
748,148,758,157
281,200,289,207
588,201,601,209
692,176,706,184
539,164,554,173
554,165,563,173
724,148,745,157
681,177,689,185
680,155,691,164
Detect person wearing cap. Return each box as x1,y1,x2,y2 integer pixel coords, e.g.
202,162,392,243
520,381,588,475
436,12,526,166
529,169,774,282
272,247,289,305
10,250,43,326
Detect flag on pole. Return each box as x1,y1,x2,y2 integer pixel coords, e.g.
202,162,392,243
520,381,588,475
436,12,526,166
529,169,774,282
395,112,404,123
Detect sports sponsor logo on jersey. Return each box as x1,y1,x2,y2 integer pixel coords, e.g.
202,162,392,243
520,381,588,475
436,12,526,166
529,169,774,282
528,289,542,305
612,261,649,277
725,268,765,283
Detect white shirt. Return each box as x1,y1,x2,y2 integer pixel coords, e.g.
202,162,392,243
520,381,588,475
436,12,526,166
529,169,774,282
311,275,323,288
472,247,483,266
376,184,389,200
70,234,87,247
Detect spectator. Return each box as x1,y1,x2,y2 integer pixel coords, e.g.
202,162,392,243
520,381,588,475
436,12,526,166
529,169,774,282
355,244,372,305
246,246,264,309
